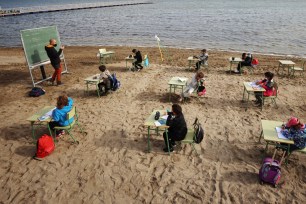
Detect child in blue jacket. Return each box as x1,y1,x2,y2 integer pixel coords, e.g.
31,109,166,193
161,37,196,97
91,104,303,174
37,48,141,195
49,95,74,137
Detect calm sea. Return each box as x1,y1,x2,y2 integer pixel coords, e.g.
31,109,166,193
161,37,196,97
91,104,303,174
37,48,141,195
0,0,305,56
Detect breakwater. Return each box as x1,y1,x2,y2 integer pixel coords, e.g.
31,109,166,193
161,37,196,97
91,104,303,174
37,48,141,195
0,1,152,17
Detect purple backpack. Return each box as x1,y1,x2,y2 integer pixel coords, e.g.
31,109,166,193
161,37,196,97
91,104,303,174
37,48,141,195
259,149,285,188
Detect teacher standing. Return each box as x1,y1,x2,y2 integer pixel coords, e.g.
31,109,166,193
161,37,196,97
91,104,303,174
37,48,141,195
45,39,64,85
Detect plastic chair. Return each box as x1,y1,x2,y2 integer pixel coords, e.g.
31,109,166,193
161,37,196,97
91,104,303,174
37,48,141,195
292,61,305,77
240,65,255,75
198,60,209,72
180,118,202,155
54,106,84,144
262,82,278,107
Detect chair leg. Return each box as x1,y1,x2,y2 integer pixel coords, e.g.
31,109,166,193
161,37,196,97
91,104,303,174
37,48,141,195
54,130,58,143
76,121,85,135
259,130,263,142
191,143,198,156
67,130,78,144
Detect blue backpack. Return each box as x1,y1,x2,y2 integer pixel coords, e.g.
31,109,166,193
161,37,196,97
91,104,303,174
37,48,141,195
110,73,120,91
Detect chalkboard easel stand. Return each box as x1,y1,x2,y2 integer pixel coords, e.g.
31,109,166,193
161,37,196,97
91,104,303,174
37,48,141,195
40,65,47,79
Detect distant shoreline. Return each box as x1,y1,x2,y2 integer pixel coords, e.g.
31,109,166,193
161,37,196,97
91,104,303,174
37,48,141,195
1,45,304,59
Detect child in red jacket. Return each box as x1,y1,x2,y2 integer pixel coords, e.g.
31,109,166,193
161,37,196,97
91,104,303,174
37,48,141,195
254,72,276,106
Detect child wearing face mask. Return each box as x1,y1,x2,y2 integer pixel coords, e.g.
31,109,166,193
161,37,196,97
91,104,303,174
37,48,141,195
253,71,276,107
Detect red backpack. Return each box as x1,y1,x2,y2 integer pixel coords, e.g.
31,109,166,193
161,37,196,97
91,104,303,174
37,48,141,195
251,58,259,66
34,134,55,159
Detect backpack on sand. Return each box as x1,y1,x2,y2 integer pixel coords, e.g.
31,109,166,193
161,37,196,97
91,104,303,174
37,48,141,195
29,87,45,97
193,119,204,144
251,58,259,67
34,134,55,159
259,149,285,188
109,73,121,91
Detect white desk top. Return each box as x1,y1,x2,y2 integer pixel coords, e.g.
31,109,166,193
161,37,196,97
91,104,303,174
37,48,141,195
279,60,295,65
243,82,266,92
229,57,243,62
84,74,100,82
188,56,199,61
168,77,188,86
144,109,169,128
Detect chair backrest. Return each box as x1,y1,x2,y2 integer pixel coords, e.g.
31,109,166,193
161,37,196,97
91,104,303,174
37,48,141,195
66,106,76,122
99,48,106,54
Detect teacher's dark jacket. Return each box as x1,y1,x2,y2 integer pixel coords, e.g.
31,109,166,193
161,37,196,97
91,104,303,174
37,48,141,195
45,45,63,69
166,113,187,140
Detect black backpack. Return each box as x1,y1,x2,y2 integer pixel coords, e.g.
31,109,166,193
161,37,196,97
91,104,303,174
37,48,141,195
193,118,204,144
29,87,45,97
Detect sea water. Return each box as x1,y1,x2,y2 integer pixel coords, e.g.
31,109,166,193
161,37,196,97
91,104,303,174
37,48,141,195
0,0,305,56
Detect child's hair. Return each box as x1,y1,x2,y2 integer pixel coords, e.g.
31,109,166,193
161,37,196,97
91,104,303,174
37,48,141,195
99,65,106,72
172,104,182,115
201,49,206,52
264,71,274,81
57,95,68,109
242,53,246,59
196,71,204,79
132,49,137,53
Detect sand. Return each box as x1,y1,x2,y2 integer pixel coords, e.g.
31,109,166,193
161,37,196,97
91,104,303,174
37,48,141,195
0,46,305,203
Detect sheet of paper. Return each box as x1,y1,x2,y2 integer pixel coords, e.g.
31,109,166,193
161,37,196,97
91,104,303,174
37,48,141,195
161,115,168,120
38,107,56,121
154,121,162,126
275,127,289,140
45,108,56,117
249,81,261,89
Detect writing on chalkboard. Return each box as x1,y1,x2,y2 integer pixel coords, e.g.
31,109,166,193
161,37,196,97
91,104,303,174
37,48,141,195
21,26,61,67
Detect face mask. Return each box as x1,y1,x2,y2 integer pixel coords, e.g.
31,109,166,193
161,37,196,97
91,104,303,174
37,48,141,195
54,44,57,47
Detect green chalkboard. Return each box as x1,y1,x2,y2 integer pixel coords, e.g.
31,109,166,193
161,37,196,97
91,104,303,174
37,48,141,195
20,26,62,67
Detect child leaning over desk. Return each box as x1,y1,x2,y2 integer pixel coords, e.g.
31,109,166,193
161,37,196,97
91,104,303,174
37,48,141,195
49,95,74,137
253,71,275,107
179,71,205,102
95,65,111,95
281,117,306,153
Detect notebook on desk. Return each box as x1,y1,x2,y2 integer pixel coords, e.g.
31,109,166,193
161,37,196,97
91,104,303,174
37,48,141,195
275,127,288,140
154,119,166,126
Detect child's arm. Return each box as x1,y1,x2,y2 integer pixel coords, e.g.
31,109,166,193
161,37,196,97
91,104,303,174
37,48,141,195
281,129,293,139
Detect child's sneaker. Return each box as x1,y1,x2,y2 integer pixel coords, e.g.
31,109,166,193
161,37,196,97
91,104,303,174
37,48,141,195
56,130,65,138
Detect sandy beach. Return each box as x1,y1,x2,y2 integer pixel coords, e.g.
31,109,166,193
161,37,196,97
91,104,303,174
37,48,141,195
0,46,305,203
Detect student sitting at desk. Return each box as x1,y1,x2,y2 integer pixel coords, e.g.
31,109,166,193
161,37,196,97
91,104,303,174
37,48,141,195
95,65,111,95
132,49,143,71
253,71,275,107
281,117,306,153
236,52,252,74
179,71,205,102
49,95,74,137
163,104,187,152
194,49,208,71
